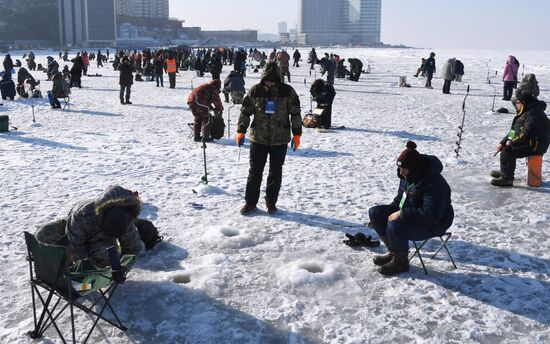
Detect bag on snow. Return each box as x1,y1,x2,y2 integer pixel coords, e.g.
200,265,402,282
302,107,325,128
135,218,163,250
210,114,226,140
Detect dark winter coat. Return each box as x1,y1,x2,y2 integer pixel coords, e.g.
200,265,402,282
70,56,84,78
311,81,335,106
51,72,67,98
3,54,13,72
17,67,36,86
0,74,16,99
391,155,454,234
35,185,143,268
237,62,302,146
425,56,436,74
501,100,550,155
223,71,245,92
454,60,464,75
118,61,134,86
154,57,165,75
293,50,301,61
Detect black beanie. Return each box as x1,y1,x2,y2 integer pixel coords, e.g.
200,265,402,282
397,141,421,170
102,207,132,238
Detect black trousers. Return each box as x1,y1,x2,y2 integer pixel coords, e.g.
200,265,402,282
500,145,532,180
245,142,287,206
319,103,332,129
425,72,433,87
120,84,131,102
443,79,452,94
503,81,515,100
168,72,176,88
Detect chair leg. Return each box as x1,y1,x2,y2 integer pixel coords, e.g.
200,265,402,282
412,241,428,274
99,286,127,330
32,285,68,343
431,234,458,270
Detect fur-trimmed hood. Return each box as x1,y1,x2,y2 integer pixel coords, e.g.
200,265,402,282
94,185,142,223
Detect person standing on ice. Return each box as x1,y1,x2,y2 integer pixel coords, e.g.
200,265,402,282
502,55,519,101
236,62,302,215
441,57,456,94
118,56,134,105
491,74,549,187
368,141,454,275
425,52,436,89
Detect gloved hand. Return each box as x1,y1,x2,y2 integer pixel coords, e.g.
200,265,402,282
291,135,301,151
236,132,245,146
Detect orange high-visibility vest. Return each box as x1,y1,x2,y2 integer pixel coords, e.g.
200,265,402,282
166,58,177,73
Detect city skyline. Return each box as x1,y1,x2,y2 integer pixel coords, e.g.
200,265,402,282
170,0,550,49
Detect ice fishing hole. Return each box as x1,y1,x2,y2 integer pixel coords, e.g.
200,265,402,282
172,274,191,284
221,228,239,237
299,263,324,274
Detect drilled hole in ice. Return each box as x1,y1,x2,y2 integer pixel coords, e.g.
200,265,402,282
220,228,239,237
299,263,324,274
172,274,191,284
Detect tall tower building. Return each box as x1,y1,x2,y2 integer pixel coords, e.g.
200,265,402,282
59,0,116,47
299,0,381,46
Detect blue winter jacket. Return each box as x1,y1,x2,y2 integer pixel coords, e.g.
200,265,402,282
391,155,454,234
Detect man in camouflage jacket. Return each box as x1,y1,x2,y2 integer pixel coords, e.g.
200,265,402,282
35,185,143,267
236,62,302,214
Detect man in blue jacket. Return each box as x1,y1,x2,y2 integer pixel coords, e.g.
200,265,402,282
368,141,454,275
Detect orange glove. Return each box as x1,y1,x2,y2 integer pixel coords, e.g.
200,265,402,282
291,135,301,151
236,132,245,146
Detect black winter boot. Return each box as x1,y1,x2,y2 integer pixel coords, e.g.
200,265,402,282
373,235,393,266
491,177,513,187
378,251,410,276
490,170,502,178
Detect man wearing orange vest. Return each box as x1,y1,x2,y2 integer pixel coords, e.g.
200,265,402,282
165,54,178,89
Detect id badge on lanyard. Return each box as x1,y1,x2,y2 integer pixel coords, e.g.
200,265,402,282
265,99,276,115
399,193,407,210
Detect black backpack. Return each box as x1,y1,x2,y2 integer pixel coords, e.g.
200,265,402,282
210,114,226,140
135,219,163,250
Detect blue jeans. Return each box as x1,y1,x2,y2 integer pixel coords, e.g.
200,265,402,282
368,204,446,252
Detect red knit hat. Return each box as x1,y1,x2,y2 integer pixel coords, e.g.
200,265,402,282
397,141,421,169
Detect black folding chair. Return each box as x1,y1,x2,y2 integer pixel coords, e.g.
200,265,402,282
409,232,457,274
24,231,135,343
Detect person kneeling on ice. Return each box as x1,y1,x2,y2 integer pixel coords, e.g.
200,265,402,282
187,79,224,142
368,141,454,275
35,185,144,268
310,79,336,130
236,62,302,215
491,74,549,187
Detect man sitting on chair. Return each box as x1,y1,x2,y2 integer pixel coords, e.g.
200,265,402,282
35,185,144,268
368,141,454,275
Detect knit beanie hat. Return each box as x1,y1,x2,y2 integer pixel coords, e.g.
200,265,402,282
515,74,539,104
397,141,421,170
102,207,132,238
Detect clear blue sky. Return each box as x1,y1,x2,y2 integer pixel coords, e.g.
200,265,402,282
170,0,550,49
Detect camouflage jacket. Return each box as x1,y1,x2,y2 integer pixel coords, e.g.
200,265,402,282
237,82,302,146
35,185,143,267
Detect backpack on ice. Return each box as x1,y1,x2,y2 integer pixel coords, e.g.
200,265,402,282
210,114,226,140
302,107,325,128
134,218,163,250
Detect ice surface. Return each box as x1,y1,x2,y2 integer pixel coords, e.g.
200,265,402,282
0,48,549,343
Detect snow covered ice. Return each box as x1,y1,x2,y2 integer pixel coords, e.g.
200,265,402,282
0,48,549,343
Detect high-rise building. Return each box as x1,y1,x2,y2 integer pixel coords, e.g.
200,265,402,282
59,0,116,47
298,0,381,46
278,21,288,34
0,0,115,47
117,0,169,18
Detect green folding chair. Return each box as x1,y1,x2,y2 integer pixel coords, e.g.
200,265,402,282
24,231,135,344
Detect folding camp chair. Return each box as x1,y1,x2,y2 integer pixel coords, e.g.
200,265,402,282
409,232,457,274
24,231,135,344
